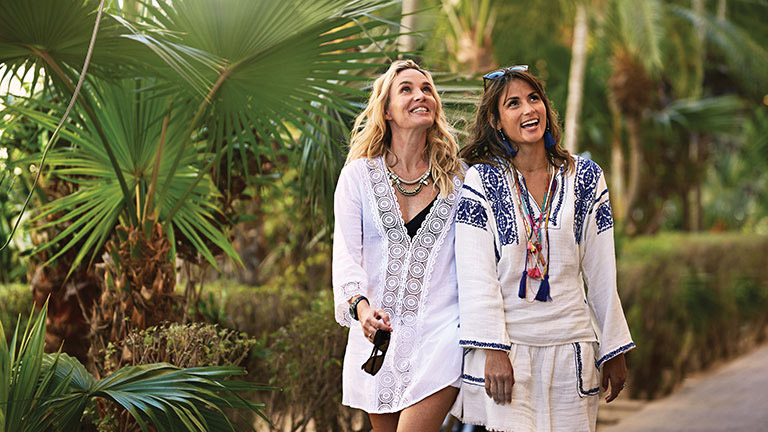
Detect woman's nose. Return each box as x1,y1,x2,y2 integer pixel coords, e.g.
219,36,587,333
522,101,535,114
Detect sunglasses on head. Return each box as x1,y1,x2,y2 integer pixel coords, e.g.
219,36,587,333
361,329,390,376
482,65,529,89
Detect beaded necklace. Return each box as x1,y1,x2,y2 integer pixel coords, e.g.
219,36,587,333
386,165,431,196
512,164,557,302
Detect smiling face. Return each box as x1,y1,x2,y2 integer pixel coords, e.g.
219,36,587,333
384,68,437,132
495,78,548,146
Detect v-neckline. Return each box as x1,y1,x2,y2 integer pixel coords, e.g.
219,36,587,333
514,165,563,216
379,158,440,247
404,196,437,225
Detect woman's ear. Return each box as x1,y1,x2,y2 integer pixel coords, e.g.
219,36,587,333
489,115,498,131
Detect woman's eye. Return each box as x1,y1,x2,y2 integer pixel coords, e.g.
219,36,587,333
423,87,432,93
507,100,518,107
401,86,410,93
530,94,540,102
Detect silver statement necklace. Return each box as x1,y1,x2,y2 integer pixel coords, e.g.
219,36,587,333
386,165,431,196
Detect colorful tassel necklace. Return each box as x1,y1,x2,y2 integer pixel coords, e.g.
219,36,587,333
512,164,557,302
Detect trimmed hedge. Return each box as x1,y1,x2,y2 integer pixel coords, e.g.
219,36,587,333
620,233,768,398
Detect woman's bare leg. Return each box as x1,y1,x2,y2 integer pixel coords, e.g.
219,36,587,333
369,412,400,432
396,386,459,432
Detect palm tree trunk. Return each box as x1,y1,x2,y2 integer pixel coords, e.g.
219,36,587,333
399,0,420,53
624,115,643,229
608,96,626,223
564,2,589,154
717,0,727,20
688,0,706,231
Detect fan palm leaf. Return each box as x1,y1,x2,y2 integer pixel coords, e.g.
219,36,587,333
129,0,399,214
3,78,240,272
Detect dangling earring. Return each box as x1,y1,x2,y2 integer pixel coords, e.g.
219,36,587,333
544,128,556,149
497,129,518,157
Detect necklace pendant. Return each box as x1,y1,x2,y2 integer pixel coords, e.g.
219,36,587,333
527,241,537,254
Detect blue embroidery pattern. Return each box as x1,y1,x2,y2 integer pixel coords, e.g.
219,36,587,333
475,164,518,246
462,184,485,200
596,200,614,235
456,197,488,230
459,339,512,351
574,158,602,244
573,343,599,397
550,167,566,227
461,374,485,386
596,342,636,368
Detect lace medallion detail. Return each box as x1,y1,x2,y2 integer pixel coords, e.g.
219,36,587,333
365,158,458,411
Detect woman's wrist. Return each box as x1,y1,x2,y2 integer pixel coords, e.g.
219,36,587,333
348,295,370,321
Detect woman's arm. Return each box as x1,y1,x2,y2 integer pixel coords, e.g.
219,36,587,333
577,160,634,401
332,163,373,327
456,167,514,404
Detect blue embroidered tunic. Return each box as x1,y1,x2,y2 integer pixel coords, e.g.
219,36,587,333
451,156,635,431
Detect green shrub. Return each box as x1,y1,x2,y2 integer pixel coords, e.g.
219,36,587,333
120,322,256,368
0,283,33,342
619,233,768,399
97,322,262,431
264,289,355,431
199,280,313,339
1,302,270,432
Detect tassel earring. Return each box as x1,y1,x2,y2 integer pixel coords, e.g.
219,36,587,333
544,129,556,149
497,129,518,157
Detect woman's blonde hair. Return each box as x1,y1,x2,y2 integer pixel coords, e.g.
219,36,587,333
346,59,463,196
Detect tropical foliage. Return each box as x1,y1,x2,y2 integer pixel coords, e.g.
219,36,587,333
0,302,271,431
1,0,767,429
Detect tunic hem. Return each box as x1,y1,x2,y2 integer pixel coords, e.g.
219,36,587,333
342,375,461,414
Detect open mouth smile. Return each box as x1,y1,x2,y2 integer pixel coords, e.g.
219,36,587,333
521,119,539,130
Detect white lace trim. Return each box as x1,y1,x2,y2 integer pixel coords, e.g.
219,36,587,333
364,157,460,411
335,281,366,327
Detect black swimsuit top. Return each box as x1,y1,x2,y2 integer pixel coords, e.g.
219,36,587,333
404,197,437,238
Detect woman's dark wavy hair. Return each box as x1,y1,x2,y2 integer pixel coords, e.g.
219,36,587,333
460,69,574,173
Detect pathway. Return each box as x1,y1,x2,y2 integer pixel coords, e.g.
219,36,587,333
597,343,768,432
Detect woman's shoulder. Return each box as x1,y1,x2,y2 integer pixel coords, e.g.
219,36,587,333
571,154,604,177
340,156,380,179
465,161,505,177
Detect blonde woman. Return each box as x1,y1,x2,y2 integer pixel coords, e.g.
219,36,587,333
332,60,464,431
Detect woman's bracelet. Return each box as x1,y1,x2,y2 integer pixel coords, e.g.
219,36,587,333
349,296,369,321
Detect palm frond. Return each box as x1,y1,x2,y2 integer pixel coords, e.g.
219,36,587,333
5,78,239,272
139,0,400,212
652,95,745,135
668,4,768,95
616,0,665,73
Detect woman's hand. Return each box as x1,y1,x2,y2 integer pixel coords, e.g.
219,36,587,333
356,300,392,343
484,349,514,405
602,353,627,403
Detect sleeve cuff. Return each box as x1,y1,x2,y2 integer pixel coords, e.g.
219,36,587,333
459,339,511,352
596,341,636,368
334,281,366,327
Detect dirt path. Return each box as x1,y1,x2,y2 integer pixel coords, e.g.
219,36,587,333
597,343,768,431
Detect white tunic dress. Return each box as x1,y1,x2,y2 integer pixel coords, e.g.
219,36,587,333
451,156,635,431
332,157,463,413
